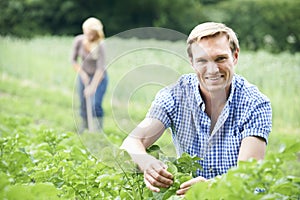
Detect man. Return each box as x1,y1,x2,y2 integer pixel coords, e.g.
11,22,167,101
120,22,272,195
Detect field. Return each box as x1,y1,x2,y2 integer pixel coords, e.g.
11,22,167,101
0,36,299,199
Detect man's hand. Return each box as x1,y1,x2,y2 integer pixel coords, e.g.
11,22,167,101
140,154,173,192
120,118,169,192
176,176,207,196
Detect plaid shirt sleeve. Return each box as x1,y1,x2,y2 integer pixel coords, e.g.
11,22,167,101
240,99,272,144
146,87,175,129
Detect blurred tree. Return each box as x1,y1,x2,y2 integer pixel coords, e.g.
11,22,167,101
102,0,160,35
199,0,227,5
0,0,299,52
203,0,300,53
153,0,205,34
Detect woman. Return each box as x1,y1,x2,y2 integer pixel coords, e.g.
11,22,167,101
71,17,108,133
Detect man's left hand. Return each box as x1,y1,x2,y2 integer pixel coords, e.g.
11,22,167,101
176,176,207,196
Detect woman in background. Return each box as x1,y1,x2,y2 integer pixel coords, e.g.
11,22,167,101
71,17,108,133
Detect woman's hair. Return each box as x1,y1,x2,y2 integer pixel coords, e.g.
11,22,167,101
187,22,239,59
82,17,105,41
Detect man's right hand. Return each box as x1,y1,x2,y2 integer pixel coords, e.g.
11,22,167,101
139,154,173,192
120,118,170,192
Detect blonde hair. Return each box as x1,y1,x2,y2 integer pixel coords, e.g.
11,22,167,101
187,22,239,58
82,17,105,41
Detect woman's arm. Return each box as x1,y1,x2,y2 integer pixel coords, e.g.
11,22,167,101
84,43,105,96
71,36,90,86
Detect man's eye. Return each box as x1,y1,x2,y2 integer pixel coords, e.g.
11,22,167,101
197,59,207,64
216,57,227,62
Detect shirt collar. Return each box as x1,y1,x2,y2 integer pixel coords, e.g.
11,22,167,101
193,74,236,109
191,75,204,109
227,75,236,104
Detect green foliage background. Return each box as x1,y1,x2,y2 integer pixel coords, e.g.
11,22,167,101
0,0,300,52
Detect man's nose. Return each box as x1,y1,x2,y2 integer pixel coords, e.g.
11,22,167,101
206,62,219,74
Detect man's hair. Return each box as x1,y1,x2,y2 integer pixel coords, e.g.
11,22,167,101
187,22,239,58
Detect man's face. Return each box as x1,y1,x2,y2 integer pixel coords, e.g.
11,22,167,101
191,34,239,95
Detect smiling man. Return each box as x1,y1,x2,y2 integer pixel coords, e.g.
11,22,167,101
121,22,272,195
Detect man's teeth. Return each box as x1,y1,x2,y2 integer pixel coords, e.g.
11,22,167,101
207,76,220,80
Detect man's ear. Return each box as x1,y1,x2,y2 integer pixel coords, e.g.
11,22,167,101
233,48,239,65
190,57,195,70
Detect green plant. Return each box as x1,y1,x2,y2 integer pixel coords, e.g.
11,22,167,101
146,145,202,200
185,142,300,199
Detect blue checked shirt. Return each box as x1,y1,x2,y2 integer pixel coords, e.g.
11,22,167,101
146,73,272,179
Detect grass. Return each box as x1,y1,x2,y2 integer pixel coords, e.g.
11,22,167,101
0,35,299,174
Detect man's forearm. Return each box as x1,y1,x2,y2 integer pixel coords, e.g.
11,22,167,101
120,118,166,171
238,136,266,161
121,137,153,171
